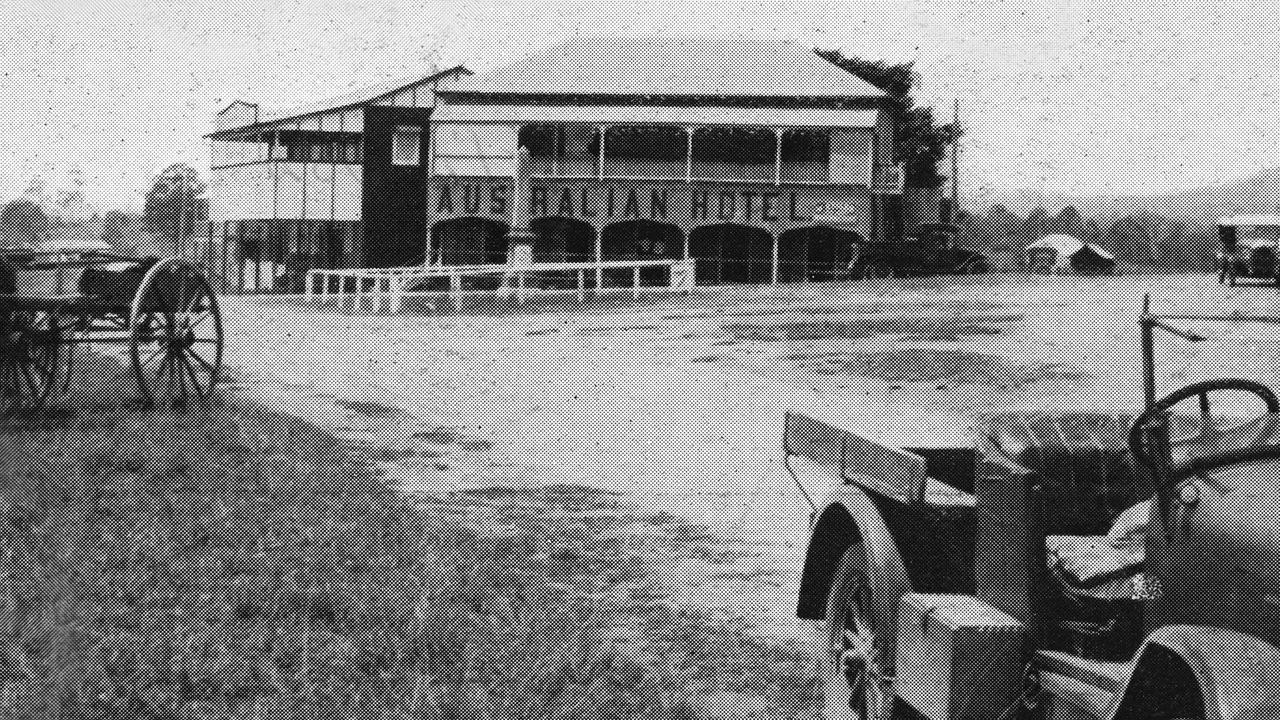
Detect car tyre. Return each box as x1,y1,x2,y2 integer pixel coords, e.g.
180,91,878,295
825,542,901,720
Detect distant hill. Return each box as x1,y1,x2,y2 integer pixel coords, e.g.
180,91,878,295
979,167,1280,228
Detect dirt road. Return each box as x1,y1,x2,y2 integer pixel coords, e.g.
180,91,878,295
216,272,1280,647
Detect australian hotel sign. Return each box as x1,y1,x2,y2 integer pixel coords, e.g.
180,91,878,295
430,178,871,232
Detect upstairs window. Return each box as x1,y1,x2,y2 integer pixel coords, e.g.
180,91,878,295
392,125,421,166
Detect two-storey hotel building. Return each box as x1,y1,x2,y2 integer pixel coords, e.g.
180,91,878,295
208,36,936,291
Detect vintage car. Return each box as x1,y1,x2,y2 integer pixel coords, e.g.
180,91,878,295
851,223,990,279
787,300,1280,720
1217,215,1280,286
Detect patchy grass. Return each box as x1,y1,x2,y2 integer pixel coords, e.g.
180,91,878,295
721,315,1021,343
785,347,1087,387
411,427,493,453
577,325,662,335
0,397,821,719
333,399,404,418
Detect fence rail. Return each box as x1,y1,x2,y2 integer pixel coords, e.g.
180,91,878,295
305,259,695,313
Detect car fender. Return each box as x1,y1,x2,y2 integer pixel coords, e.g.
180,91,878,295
796,482,912,669
1110,625,1280,720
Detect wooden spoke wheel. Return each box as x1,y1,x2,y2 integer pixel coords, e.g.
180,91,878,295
825,542,899,720
128,259,223,408
0,310,70,414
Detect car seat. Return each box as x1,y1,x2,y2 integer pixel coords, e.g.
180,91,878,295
973,412,1152,659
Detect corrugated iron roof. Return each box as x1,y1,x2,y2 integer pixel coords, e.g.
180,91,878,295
209,66,470,137
430,104,878,128
445,36,886,98
1026,234,1115,261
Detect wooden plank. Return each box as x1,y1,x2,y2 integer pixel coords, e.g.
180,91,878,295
785,411,929,502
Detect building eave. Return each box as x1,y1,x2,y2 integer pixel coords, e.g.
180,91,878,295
206,65,471,139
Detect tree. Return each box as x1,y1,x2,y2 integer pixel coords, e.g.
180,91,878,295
101,210,139,251
1103,215,1153,262
1047,206,1086,238
816,51,961,189
1082,219,1103,245
1016,206,1050,244
144,163,207,241
0,197,51,249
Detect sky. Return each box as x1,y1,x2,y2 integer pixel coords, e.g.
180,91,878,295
1,0,1277,212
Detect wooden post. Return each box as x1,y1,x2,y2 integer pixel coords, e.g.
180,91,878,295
577,269,585,303
632,266,640,300
304,271,314,302
773,128,783,186
390,276,403,314
597,125,607,179
594,250,603,290
685,127,694,182
771,234,780,285
451,274,461,312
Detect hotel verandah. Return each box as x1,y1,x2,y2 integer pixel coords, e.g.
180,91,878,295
206,36,941,292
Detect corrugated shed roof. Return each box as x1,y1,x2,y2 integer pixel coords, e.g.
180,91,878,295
431,104,878,128
445,36,886,98
1026,234,1115,261
210,66,469,137
1026,234,1085,255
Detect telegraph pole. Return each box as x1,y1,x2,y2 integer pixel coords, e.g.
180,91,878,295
951,98,960,224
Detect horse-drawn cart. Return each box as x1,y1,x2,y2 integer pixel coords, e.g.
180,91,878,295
1,250,223,413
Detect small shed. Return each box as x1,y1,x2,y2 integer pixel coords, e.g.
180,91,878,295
1025,234,1115,275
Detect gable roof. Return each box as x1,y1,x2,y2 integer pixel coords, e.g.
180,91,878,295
209,65,470,137
1026,234,1116,262
444,36,886,99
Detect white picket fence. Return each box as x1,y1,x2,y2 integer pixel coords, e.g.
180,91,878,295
304,258,695,313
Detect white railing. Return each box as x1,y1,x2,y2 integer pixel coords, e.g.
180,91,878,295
305,258,695,313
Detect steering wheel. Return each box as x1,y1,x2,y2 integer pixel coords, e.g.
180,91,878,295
1176,441,1280,479
1128,379,1280,468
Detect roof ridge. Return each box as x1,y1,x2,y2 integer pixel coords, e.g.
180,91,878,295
447,37,884,99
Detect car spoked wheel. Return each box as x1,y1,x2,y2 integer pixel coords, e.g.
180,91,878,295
826,543,897,720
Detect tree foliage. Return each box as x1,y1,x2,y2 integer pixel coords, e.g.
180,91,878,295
1047,206,1085,238
815,51,961,189
0,197,51,249
144,164,207,239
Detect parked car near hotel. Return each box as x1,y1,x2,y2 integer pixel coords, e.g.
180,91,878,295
850,223,989,278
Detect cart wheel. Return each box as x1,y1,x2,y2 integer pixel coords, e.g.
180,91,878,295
825,542,899,720
129,259,223,408
1,310,69,414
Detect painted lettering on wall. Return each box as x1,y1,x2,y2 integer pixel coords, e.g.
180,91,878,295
434,183,819,225
436,185,507,216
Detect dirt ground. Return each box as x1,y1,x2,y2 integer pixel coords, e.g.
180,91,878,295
215,272,1280,649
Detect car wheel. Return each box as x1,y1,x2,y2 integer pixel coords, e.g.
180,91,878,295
825,543,899,720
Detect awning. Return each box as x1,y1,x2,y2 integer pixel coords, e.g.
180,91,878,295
431,104,879,129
